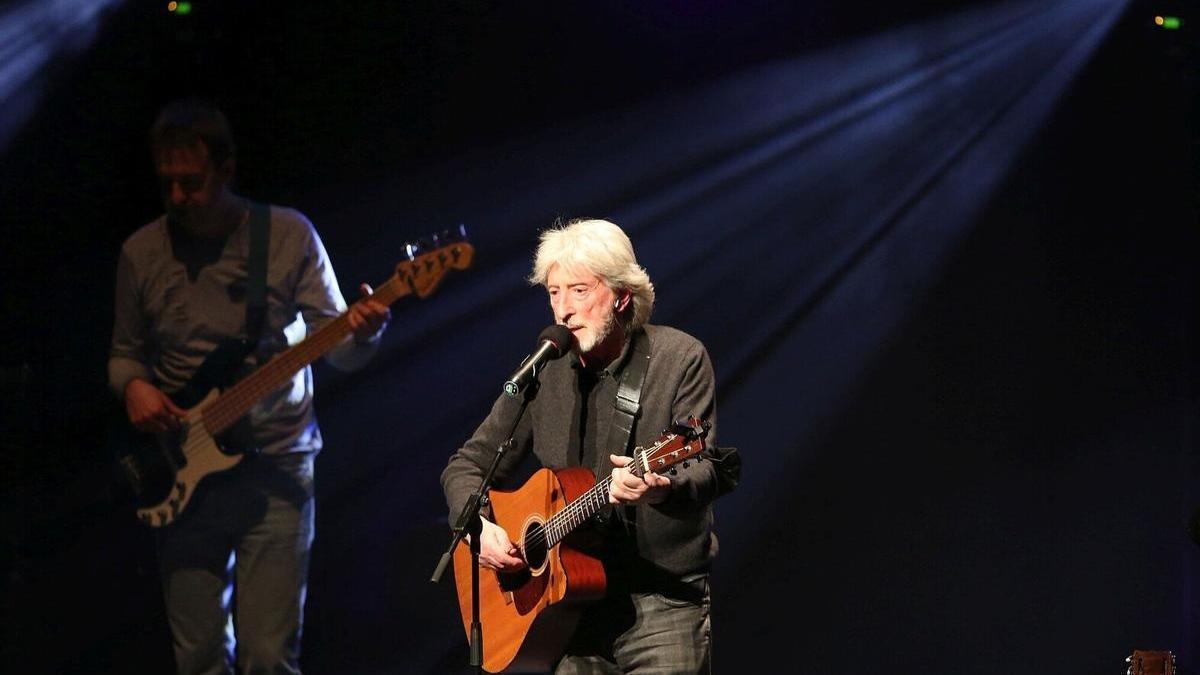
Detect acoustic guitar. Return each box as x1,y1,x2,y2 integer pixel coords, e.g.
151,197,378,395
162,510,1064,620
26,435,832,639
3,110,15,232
115,228,474,527
451,416,710,673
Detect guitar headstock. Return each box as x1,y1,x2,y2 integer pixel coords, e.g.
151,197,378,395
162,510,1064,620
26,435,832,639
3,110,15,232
1127,651,1176,675
395,225,475,298
634,415,711,476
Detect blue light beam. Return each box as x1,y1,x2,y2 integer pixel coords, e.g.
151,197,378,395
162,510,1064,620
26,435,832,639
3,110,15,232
0,0,124,153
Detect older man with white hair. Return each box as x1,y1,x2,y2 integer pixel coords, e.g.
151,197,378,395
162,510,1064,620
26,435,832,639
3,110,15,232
442,218,721,674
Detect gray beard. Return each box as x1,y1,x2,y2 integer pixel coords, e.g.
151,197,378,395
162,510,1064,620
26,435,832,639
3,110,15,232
577,305,618,355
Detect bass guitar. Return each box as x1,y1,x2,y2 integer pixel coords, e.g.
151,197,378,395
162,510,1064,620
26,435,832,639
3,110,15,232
117,228,474,527
451,416,710,673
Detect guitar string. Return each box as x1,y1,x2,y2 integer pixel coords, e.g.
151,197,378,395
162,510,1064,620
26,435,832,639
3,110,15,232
178,273,411,460
535,443,664,550
143,246,472,515
143,276,408,515
542,435,699,547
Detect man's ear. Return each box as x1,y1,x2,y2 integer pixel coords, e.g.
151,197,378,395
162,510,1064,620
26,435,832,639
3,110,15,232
616,292,631,312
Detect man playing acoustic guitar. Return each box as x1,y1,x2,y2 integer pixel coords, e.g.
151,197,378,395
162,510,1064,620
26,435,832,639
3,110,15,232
109,99,391,674
442,218,721,673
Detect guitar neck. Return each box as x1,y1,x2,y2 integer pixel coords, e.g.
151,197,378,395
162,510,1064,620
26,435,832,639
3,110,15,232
199,274,410,436
542,451,656,550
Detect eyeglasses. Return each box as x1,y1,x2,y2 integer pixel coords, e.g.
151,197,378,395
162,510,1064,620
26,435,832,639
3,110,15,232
158,172,209,196
547,278,602,305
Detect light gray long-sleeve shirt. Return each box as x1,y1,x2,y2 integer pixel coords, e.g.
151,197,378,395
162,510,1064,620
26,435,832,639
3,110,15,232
108,205,377,455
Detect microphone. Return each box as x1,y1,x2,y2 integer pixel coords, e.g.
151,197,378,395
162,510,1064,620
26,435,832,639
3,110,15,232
504,325,573,398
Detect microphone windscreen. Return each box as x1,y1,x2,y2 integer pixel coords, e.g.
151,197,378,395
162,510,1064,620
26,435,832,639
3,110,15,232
537,325,574,357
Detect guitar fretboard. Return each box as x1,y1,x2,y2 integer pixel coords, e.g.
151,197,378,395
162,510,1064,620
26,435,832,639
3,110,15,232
199,273,411,436
540,441,665,550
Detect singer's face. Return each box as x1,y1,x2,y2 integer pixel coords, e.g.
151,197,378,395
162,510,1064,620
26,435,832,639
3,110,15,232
546,264,620,358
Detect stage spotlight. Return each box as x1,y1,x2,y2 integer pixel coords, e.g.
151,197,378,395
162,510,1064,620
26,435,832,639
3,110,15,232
1154,15,1182,29
168,2,193,16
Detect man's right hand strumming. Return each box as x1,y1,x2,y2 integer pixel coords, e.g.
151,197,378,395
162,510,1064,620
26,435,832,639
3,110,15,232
124,378,186,434
476,517,527,572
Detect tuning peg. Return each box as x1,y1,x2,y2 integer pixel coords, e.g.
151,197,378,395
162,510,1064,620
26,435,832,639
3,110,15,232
441,224,468,242
669,468,678,476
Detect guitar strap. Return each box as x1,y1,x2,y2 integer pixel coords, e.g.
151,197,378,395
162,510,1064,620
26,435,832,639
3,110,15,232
245,201,270,346
604,329,650,461
596,329,649,531
606,328,743,500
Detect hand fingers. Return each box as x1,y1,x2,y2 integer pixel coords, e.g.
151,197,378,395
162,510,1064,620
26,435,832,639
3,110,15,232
479,543,525,570
130,401,182,433
607,465,671,505
359,303,391,328
156,409,182,431
365,300,391,320
135,413,175,435
347,299,390,338
485,551,525,570
610,454,656,489
609,467,641,504
643,471,670,488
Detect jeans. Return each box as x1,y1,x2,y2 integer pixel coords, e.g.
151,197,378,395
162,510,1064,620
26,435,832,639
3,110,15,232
555,577,712,675
158,453,314,675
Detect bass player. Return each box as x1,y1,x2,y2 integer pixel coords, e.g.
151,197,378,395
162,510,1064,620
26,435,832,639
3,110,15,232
108,98,390,674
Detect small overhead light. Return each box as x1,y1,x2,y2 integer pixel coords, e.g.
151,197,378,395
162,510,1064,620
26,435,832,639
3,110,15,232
1154,15,1182,30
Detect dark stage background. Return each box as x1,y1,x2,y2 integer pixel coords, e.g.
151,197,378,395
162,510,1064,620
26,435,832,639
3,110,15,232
2,0,1197,673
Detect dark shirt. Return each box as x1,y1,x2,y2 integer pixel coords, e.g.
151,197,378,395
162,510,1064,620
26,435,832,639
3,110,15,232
441,323,719,577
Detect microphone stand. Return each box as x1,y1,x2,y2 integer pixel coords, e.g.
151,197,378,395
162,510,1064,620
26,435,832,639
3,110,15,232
431,379,540,674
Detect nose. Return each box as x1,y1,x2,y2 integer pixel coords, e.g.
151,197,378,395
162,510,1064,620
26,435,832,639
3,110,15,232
167,180,187,206
550,294,575,323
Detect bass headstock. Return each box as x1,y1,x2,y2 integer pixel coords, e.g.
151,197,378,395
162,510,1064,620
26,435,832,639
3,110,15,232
395,224,475,298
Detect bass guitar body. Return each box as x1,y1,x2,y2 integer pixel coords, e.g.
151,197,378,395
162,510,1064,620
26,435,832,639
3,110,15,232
112,337,252,528
452,467,607,673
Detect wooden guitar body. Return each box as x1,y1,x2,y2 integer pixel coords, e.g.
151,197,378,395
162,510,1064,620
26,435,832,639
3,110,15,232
452,467,606,673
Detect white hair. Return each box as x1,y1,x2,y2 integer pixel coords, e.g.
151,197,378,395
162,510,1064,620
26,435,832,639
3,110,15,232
528,218,655,331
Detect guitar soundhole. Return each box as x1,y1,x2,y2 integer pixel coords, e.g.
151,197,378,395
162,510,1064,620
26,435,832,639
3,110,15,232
497,568,530,592
522,521,548,570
